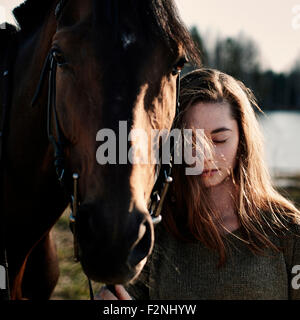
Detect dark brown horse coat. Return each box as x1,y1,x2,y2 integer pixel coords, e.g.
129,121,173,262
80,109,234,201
0,0,200,299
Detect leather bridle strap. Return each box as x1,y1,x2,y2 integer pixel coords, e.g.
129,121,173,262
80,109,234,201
147,69,181,224
31,47,95,299
47,52,65,184
32,49,66,184
39,49,95,299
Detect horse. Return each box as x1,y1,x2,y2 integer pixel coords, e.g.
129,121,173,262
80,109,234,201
0,0,200,299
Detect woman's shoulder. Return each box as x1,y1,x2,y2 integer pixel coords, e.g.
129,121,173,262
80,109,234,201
288,220,300,236
281,215,300,238
260,210,300,235
274,215,300,269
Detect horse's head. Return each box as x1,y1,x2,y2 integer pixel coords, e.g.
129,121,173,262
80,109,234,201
17,0,200,284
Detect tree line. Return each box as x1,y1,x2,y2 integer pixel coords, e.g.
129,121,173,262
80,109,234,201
185,26,300,111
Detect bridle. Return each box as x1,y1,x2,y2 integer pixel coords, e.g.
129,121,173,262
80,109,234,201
32,40,181,300
0,0,182,300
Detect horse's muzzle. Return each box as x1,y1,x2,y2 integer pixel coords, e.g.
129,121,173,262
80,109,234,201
75,202,154,284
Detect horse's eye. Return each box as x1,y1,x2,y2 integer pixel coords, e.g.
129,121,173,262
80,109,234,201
52,50,67,67
172,57,188,75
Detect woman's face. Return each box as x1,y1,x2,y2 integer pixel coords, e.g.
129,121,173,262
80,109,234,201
183,102,240,188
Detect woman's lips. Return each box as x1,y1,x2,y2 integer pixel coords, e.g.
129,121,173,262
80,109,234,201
201,169,218,177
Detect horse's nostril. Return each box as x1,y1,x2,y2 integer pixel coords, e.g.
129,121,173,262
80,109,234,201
130,223,147,250
127,219,152,268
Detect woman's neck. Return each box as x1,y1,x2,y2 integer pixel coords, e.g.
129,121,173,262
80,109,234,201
207,177,240,233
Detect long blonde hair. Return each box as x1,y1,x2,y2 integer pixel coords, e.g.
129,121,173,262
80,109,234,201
163,68,300,266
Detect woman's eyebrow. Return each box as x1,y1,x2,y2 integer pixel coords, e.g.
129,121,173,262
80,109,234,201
211,127,232,134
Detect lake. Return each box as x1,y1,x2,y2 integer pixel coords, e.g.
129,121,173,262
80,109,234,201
258,110,300,186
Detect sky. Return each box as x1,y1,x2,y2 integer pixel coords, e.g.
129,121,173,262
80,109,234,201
1,0,300,73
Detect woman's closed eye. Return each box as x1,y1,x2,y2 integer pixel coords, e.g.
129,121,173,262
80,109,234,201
213,139,228,144
212,134,229,144
210,128,232,144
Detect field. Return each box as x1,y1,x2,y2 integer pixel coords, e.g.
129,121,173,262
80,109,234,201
50,208,102,300
50,176,300,300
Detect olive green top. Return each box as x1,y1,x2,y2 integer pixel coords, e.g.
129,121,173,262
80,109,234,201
126,222,300,300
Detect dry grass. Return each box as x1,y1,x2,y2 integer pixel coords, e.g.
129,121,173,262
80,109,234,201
50,209,102,300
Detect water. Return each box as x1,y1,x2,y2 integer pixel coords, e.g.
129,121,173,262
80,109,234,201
258,110,300,186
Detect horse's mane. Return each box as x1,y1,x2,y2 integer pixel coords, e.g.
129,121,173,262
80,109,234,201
13,0,54,35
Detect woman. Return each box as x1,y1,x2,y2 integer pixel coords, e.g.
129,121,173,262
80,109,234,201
98,68,300,300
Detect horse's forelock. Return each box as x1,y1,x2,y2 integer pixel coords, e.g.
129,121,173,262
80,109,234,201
92,0,200,65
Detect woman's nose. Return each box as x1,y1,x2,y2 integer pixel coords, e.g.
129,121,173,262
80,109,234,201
203,138,215,161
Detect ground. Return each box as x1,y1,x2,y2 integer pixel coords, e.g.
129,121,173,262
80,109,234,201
51,208,102,300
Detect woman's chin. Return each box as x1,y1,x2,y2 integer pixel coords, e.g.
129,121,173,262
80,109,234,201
202,174,225,188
